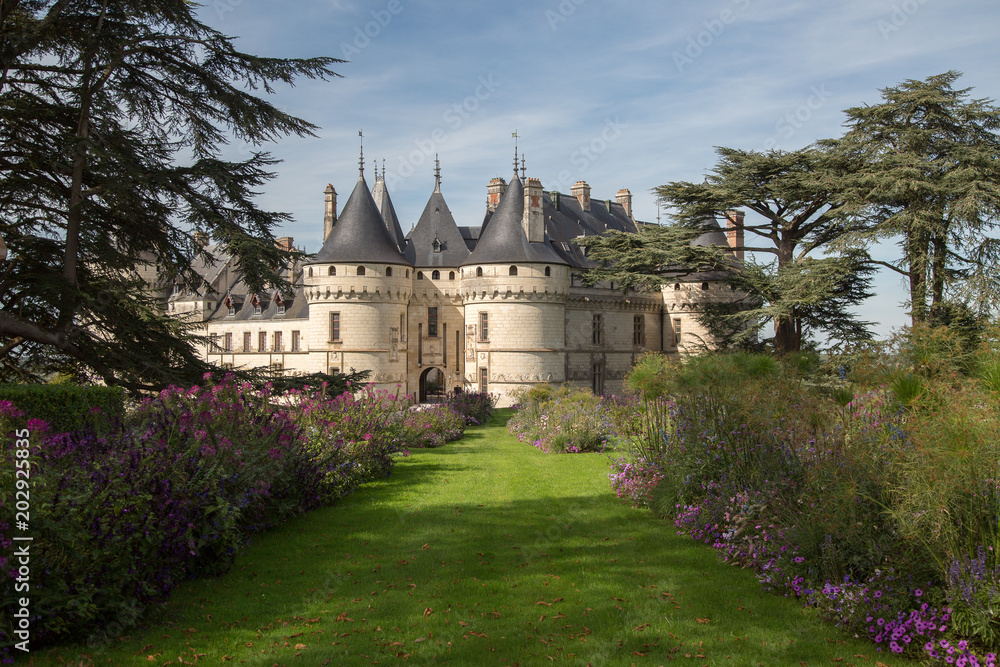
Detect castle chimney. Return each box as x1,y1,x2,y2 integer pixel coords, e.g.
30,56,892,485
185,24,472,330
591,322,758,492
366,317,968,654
616,189,633,219
571,180,591,212
487,177,507,213
523,177,544,243
324,184,337,242
275,236,294,252
725,210,745,261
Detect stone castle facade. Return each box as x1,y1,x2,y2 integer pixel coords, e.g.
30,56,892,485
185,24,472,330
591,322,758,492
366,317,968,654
168,154,743,407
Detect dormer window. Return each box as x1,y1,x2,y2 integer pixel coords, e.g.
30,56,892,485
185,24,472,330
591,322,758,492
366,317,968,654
251,295,261,315
432,235,442,253
274,293,285,315
225,293,235,317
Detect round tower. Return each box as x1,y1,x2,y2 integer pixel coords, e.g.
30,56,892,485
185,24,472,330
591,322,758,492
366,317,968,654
460,174,570,407
304,170,412,393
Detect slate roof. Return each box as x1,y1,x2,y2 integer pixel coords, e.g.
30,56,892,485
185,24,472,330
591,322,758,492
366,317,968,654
404,187,471,267
461,175,566,266
307,174,410,266
372,178,406,253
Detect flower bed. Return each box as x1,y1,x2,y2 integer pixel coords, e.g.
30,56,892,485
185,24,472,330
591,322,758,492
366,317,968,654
507,385,612,454
0,378,421,658
607,343,1000,664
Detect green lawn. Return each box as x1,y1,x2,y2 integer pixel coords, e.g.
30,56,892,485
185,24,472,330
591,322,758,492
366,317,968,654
29,411,916,666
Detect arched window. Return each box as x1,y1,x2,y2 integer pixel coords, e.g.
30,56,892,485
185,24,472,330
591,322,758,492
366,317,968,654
449,271,455,280
386,267,393,277
476,267,483,277
701,282,709,291
328,266,336,276
405,270,410,278
509,266,518,276
674,283,680,291
544,266,551,277
432,270,440,280
307,267,313,278
417,271,424,280
357,266,366,276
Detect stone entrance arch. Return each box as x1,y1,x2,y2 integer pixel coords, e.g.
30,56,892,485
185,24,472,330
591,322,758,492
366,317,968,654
418,366,446,403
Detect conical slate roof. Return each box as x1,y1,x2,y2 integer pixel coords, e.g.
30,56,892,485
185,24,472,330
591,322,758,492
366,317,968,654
404,187,470,267
308,174,409,265
692,217,730,248
372,178,406,253
461,175,565,266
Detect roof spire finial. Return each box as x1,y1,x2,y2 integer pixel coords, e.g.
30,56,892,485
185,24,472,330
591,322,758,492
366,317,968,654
520,155,526,181
434,153,442,193
382,158,386,182
512,130,519,177
358,129,365,178
373,159,378,182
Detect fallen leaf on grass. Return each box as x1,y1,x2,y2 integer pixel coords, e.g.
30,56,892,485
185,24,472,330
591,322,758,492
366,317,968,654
695,618,710,624
634,623,649,631
423,607,434,617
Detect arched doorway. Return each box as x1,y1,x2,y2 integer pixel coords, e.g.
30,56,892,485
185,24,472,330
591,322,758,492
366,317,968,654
419,367,446,403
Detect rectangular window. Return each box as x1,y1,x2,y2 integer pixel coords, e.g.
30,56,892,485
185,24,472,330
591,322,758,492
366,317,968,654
673,318,682,346
400,313,405,343
224,332,233,352
592,313,603,345
291,330,300,352
479,312,489,342
273,331,282,352
330,312,341,342
428,306,438,337
418,323,423,365
479,367,488,394
243,331,251,353
209,333,219,353
443,323,447,365
259,331,267,352
329,366,340,375
633,315,645,346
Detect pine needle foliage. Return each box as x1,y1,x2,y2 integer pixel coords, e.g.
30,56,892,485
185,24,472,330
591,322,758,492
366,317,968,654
0,0,343,392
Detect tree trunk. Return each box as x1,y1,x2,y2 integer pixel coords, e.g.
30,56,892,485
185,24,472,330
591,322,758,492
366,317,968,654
906,220,930,324
930,226,947,321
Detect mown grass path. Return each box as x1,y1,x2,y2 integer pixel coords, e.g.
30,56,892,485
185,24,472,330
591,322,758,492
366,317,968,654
33,413,915,666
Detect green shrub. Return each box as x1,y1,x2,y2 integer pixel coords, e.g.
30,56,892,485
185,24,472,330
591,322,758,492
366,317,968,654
508,385,610,453
0,383,124,434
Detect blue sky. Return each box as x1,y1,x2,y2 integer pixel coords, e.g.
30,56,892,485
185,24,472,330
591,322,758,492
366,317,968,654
204,0,1000,339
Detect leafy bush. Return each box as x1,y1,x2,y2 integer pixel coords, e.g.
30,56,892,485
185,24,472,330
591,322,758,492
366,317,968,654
444,391,497,426
0,383,124,435
399,405,466,448
507,385,611,453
